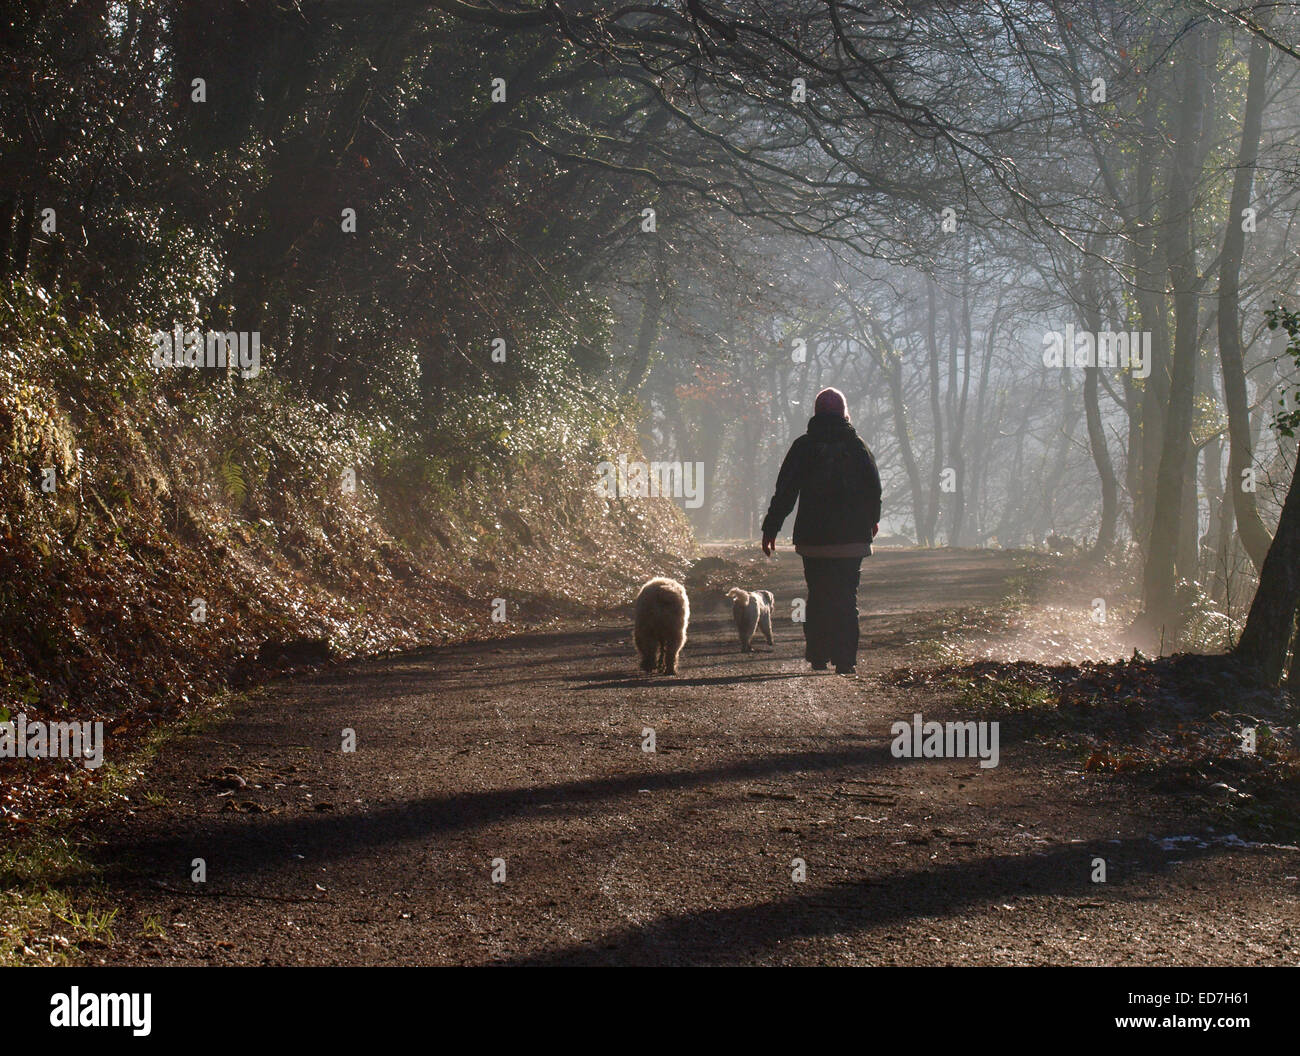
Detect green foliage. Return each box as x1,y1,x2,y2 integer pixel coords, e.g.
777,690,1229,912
1175,580,1241,653
216,451,248,507
1264,303,1300,437
959,677,1056,711
1,5,654,467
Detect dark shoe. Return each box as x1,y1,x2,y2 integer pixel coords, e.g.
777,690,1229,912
809,661,829,671
835,665,856,675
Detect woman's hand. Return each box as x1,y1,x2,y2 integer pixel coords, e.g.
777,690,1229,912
762,535,776,556
873,523,879,538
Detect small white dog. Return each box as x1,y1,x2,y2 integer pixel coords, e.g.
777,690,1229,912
726,588,774,652
634,577,690,674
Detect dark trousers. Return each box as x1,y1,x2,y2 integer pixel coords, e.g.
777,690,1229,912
801,556,863,668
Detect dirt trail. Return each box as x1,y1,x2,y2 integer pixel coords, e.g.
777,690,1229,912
81,548,1298,965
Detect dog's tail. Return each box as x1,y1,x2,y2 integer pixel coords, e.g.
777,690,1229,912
726,588,748,603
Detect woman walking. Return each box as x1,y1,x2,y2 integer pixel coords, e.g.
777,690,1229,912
760,388,882,674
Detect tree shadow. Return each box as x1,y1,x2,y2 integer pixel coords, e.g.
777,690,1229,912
495,835,1244,965
86,739,896,885
570,672,807,689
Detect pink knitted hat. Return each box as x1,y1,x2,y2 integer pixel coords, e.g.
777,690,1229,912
814,387,848,419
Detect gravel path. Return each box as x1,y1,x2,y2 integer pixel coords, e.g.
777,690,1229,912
82,548,1300,965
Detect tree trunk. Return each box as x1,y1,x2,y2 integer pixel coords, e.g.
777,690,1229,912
1082,298,1119,557
1143,23,1211,626
923,279,944,547
1176,444,1200,582
992,413,1031,546
967,303,1001,545
1234,455,1300,684
1203,430,1225,570
1132,119,1170,549
1217,35,1272,570
884,353,925,543
949,286,972,546
625,250,665,394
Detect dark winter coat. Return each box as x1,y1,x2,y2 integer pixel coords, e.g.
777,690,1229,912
761,413,883,554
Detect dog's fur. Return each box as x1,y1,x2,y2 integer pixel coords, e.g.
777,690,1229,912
634,577,690,675
726,588,774,652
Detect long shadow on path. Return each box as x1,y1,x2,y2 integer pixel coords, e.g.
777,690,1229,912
497,835,1240,965
89,740,899,885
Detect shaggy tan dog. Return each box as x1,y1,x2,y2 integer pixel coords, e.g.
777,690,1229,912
726,588,774,652
633,577,690,675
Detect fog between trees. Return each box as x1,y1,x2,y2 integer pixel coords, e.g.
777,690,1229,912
4,1,1300,678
